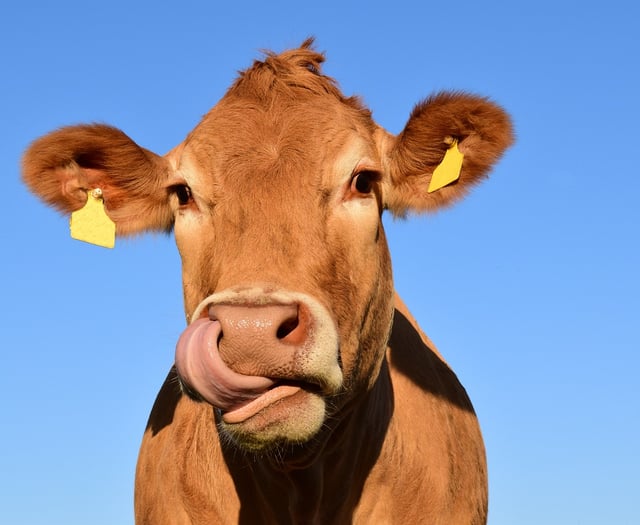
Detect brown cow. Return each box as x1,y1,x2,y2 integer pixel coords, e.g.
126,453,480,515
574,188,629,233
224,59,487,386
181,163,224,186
22,41,513,524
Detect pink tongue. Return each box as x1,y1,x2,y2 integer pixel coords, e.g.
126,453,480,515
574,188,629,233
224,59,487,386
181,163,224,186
174,318,275,411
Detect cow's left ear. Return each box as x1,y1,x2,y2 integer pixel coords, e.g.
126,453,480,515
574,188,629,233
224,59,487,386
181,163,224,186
22,124,175,236
381,92,514,214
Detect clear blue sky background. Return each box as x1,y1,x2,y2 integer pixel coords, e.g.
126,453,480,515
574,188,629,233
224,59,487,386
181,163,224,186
2,1,638,524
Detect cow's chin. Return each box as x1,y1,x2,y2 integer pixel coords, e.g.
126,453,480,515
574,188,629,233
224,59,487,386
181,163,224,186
216,387,326,453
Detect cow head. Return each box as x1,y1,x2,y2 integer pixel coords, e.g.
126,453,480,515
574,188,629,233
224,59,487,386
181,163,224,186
22,41,513,455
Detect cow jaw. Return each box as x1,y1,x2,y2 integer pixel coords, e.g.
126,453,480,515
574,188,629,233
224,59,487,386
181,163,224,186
175,288,342,450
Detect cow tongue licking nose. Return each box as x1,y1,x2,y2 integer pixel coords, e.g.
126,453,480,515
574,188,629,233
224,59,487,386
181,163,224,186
174,302,308,420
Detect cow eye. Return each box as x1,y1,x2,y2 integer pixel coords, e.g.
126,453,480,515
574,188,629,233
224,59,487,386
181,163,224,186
351,171,377,195
172,184,193,206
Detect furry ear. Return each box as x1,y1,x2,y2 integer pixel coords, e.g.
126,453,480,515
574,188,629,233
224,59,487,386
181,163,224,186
382,92,514,214
22,124,174,235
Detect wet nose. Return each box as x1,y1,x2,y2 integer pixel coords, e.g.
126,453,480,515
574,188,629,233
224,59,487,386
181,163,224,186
208,303,311,374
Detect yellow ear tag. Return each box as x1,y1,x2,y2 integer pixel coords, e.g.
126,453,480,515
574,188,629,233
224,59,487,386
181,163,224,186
427,139,464,193
70,189,116,248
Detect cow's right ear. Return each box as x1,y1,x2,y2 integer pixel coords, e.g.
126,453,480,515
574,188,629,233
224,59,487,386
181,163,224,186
22,124,175,236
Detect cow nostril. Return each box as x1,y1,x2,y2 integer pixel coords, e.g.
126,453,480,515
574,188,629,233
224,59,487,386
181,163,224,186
276,315,299,340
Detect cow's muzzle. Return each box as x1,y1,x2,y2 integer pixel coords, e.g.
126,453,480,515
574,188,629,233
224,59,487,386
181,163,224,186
174,288,343,426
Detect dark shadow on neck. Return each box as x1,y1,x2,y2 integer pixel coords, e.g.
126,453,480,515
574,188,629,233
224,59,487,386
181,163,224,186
388,308,476,413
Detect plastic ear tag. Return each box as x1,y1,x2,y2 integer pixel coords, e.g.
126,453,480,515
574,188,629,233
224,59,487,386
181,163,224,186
70,189,116,248
427,139,464,193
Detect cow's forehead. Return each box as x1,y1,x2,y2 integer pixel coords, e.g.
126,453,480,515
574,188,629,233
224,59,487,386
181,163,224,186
177,101,379,203
190,101,373,160
177,122,380,218
177,47,377,179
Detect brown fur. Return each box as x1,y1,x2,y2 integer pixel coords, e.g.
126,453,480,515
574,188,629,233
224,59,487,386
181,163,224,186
22,124,173,235
22,41,513,524
385,91,514,214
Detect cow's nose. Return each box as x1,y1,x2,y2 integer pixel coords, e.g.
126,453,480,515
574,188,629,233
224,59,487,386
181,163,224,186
207,303,310,375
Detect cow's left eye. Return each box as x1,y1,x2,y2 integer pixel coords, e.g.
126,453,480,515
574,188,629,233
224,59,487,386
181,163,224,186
351,171,377,195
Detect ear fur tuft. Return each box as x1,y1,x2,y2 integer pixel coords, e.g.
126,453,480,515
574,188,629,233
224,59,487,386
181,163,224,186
385,92,514,214
22,124,174,235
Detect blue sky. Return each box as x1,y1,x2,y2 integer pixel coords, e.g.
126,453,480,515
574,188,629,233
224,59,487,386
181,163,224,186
2,1,638,524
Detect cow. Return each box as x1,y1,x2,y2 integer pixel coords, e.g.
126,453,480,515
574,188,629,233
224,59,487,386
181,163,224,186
22,40,513,524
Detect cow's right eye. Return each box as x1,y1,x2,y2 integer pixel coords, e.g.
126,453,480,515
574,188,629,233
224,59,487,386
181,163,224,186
172,184,193,206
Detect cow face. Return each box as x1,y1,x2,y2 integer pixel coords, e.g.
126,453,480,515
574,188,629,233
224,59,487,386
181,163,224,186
22,43,513,453
168,76,396,449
